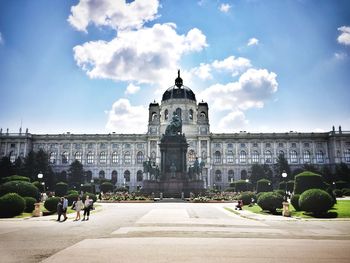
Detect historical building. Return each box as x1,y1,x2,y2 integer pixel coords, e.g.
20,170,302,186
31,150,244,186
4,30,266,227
1,71,350,191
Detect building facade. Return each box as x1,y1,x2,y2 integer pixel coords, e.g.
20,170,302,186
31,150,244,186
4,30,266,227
1,72,350,191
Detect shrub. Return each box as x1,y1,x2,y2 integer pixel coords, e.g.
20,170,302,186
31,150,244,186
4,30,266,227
81,184,93,193
257,192,283,213
32,181,44,192
44,197,61,212
234,180,252,192
82,193,97,203
293,171,326,194
239,191,256,205
335,180,349,190
0,180,39,199
100,182,114,193
291,194,301,211
23,197,37,213
256,179,273,193
1,175,31,183
67,193,79,206
0,193,25,217
274,189,285,196
224,187,235,192
333,189,343,197
342,188,350,196
299,189,334,215
115,187,128,193
55,182,68,197
67,190,79,195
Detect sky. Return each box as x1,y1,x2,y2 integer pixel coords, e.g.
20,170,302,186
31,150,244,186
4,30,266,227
0,0,349,134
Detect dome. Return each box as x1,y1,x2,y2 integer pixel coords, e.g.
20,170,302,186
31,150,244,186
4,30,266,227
162,70,196,102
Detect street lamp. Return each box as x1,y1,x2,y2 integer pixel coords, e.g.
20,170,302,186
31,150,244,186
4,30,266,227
281,171,288,201
37,172,44,192
281,171,290,217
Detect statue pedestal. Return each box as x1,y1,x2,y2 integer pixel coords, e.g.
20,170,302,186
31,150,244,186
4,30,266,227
33,203,42,217
282,202,291,217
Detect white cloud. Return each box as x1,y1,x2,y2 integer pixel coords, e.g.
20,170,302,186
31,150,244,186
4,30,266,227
191,63,212,80
247,37,259,46
0,32,3,45
106,98,148,133
68,0,160,32
218,111,249,132
73,23,207,85
337,26,350,46
334,52,347,60
219,3,231,13
212,56,251,76
125,83,140,95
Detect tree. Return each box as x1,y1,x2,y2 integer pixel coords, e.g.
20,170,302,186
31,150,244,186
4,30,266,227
335,163,350,182
274,154,291,181
250,164,273,184
68,160,84,186
13,157,25,177
23,151,37,181
302,164,320,174
0,157,14,180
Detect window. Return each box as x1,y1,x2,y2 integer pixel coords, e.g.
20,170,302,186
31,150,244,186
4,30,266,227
112,152,119,164
188,150,196,162
74,152,82,162
63,143,70,149
164,109,168,120
303,150,311,163
99,170,105,179
239,151,246,163
88,143,94,149
228,170,234,182
176,108,182,119
189,109,193,120
252,151,259,163
345,149,350,162
253,143,258,148
278,143,284,148
99,152,107,164
100,143,106,149
291,143,297,148
200,111,206,119
62,152,69,164
124,170,130,182
227,151,234,163
214,151,221,164
10,143,16,148
290,150,298,163
111,170,118,183
215,170,222,182
137,170,143,182
265,150,272,164
49,152,57,164
278,150,285,157
227,143,233,148
215,143,221,148
266,143,271,148
136,151,144,164
304,143,310,148
87,152,94,164
240,143,246,148
124,151,131,164
316,151,324,163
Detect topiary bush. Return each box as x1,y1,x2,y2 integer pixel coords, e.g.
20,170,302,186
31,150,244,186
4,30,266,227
299,189,334,215
55,182,68,197
234,180,252,192
224,187,235,192
257,192,283,213
67,190,79,195
100,182,114,193
256,179,273,193
0,180,39,199
335,180,349,190
44,197,61,212
32,181,44,192
0,193,25,218
238,191,256,205
115,187,128,193
67,193,79,206
82,193,97,203
333,189,343,198
342,188,350,196
293,171,326,194
23,197,37,213
291,194,301,211
1,175,31,183
81,184,93,193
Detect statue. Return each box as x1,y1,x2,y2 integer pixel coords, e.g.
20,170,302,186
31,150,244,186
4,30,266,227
170,162,176,178
165,112,182,136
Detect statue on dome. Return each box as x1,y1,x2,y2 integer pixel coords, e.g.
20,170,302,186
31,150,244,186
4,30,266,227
165,112,182,136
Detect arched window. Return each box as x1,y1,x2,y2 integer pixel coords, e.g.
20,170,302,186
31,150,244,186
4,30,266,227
290,150,298,163
111,170,118,184
214,151,221,164
278,150,285,158
303,150,311,163
124,151,131,164
164,109,168,120
215,170,222,182
74,151,82,162
85,170,92,182
189,109,193,120
49,152,57,164
99,152,107,164
62,152,69,164
136,151,144,164
227,151,234,163
112,151,119,164
252,151,259,163
124,170,130,182
316,150,324,163
239,151,246,163
200,111,206,119
137,170,143,182
176,108,182,119
99,170,105,179
87,151,94,164
241,170,247,180
228,170,234,182
188,150,196,162
345,149,350,162
152,112,157,121
265,150,272,164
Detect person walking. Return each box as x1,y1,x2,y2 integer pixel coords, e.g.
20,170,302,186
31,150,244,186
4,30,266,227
82,195,92,221
56,197,63,222
62,196,68,221
74,196,84,221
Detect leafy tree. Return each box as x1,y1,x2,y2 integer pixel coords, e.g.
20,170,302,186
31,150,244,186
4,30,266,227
13,157,25,176
23,151,37,181
68,160,84,186
320,165,334,184
250,164,273,184
0,157,14,180
335,162,350,182
274,154,291,181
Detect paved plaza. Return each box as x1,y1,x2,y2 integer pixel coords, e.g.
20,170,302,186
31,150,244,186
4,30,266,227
1,202,350,262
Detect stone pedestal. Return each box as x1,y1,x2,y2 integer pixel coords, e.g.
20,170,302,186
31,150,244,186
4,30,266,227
282,202,291,217
33,203,42,217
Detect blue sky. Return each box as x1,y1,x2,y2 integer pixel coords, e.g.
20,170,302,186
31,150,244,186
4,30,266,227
0,0,349,134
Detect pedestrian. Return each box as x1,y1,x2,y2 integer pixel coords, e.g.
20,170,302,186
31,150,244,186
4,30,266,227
56,197,63,222
73,196,84,221
62,196,68,221
82,195,92,221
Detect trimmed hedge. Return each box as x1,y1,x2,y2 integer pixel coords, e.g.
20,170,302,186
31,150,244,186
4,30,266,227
55,182,68,197
278,180,294,192
0,180,39,199
291,194,301,211
32,181,44,192
81,184,94,193
234,180,252,192
335,180,349,190
115,187,128,193
299,189,334,215
44,197,61,212
239,191,256,205
342,188,350,196
1,175,31,183
24,197,37,213
67,190,79,195
256,179,273,193
333,189,343,198
293,171,326,194
67,193,79,206
0,193,25,218
82,193,97,203
100,182,114,193
224,187,235,192
257,192,283,213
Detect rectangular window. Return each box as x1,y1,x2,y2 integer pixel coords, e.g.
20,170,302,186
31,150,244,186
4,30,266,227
266,143,271,148
291,143,297,148
278,143,284,148
304,143,310,148
253,143,258,148
240,143,246,148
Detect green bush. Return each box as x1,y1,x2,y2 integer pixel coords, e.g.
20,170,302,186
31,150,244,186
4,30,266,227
44,197,61,212
32,181,44,192
333,189,343,197
23,197,37,213
274,189,285,196
67,193,79,206
234,180,252,192
1,175,31,183
100,182,114,193
257,192,283,213
299,189,334,215
115,187,128,192
293,171,326,194
256,179,273,193
291,194,301,211
82,193,97,203
335,180,349,190
342,188,350,196
55,182,68,197
224,187,235,192
67,190,79,195
238,191,256,205
0,193,25,218
279,180,295,192
81,184,93,193
0,180,39,199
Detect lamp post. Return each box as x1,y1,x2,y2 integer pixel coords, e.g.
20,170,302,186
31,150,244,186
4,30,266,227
281,171,288,201
281,171,290,217
37,172,44,192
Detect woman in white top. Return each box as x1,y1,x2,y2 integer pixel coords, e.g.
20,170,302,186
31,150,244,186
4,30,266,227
73,196,84,221
82,195,92,221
